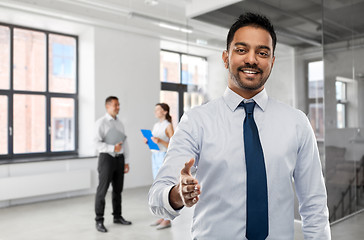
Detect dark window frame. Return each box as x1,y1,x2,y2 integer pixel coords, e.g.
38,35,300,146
0,22,79,161
160,49,207,121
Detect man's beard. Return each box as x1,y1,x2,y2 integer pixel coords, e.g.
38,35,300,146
229,63,269,91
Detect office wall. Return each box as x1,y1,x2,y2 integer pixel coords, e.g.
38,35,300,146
265,43,295,107
207,53,227,100
93,26,160,188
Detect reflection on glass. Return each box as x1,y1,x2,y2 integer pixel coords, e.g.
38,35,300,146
49,34,76,93
160,51,180,83
13,28,46,91
13,94,46,153
335,81,346,101
309,103,324,140
308,61,324,99
181,55,207,86
0,26,10,90
0,96,7,154
336,104,345,129
308,60,324,139
324,0,364,222
160,90,178,129
51,98,75,151
184,92,204,113
335,81,347,129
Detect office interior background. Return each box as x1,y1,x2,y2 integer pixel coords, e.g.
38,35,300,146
1,0,364,238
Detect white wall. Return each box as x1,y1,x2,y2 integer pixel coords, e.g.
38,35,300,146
93,26,160,188
265,43,296,106
207,52,227,100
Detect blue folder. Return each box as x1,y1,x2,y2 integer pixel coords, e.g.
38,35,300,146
141,129,160,150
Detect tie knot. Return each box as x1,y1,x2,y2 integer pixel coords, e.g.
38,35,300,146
241,101,256,115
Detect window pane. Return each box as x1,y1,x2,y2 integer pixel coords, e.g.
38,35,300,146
49,34,76,93
335,81,346,101
51,98,75,151
308,61,324,99
184,92,204,112
181,55,207,86
160,51,180,83
0,26,10,90
13,28,46,91
14,94,46,153
337,103,345,129
0,96,7,154
309,103,324,140
160,91,178,129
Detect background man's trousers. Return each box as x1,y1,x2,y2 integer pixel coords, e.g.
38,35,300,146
95,153,125,222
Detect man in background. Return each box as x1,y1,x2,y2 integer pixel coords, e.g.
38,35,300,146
94,96,132,233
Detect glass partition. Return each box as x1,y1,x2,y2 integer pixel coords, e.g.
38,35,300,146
323,0,364,222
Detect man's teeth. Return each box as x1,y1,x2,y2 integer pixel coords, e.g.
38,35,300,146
242,70,258,74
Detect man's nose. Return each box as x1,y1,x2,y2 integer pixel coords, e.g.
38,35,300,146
244,51,258,65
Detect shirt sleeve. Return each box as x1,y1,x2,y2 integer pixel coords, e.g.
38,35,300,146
148,111,200,219
294,112,331,239
94,119,115,154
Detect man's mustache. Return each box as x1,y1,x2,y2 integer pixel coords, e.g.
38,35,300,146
237,64,262,73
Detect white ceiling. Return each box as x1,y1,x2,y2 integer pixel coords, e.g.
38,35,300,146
1,0,362,55
0,0,229,56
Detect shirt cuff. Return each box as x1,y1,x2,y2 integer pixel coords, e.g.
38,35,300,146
108,144,115,153
163,185,182,217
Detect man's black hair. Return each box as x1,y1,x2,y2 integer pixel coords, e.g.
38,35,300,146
105,96,118,104
226,12,277,54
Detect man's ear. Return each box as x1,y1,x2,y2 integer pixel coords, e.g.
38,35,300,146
222,50,229,69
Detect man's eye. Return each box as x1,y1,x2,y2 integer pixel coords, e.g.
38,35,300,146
259,52,269,57
236,49,246,53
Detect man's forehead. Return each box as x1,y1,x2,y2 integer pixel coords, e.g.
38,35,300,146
232,27,272,46
107,99,119,105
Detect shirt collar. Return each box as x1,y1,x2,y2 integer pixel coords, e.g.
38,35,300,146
223,87,268,112
105,113,117,121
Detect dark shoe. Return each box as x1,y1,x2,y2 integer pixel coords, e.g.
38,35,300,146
96,222,108,233
114,216,132,225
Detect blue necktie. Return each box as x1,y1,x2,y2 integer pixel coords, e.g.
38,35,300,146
241,101,268,240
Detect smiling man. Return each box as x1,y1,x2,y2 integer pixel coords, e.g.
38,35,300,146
94,96,132,233
149,13,331,239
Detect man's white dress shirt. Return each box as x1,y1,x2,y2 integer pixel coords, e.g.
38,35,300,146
149,87,330,239
94,113,129,163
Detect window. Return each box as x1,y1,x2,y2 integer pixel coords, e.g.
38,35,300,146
308,60,324,140
335,80,347,128
160,50,207,127
0,23,78,161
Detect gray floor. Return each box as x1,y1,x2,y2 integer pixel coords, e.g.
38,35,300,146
0,186,362,240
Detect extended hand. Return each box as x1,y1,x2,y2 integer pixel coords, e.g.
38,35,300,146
179,159,201,207
169,158,201,209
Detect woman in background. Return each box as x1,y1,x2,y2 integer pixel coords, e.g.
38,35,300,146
144,103,174,230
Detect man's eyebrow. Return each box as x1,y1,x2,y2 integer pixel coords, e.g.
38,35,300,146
234,42,271,51
257,45,272,51
234,42,248,47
